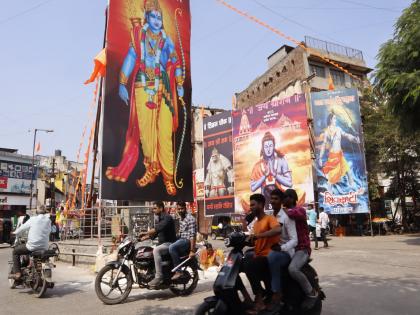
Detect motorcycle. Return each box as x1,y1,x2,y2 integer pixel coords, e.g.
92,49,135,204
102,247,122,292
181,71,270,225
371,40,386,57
196,231,325,315
95,236,199,305
8,239,59,298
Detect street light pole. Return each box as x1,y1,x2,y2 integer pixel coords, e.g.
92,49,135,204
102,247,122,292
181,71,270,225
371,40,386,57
29,128,53,211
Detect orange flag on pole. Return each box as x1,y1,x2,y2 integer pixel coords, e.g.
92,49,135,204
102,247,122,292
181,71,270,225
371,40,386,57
84,48,107,84
328,73,335,91
35,142,41,153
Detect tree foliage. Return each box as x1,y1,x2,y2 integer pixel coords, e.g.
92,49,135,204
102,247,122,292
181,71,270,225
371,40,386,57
360,87,420,227
375,0,420,132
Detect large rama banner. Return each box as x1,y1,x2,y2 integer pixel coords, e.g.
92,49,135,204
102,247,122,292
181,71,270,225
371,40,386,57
102,0,193,201
311,89,369,214
203,111,235,215
232,94,314,212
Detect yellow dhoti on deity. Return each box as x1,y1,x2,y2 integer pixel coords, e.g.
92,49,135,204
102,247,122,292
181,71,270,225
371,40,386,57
134,83,174,182
322,150,350,184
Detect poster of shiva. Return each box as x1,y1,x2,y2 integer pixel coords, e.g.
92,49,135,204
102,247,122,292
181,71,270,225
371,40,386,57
101,0,193,201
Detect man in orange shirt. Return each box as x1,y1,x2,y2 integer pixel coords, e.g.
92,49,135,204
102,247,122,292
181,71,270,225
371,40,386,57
244,194,281,313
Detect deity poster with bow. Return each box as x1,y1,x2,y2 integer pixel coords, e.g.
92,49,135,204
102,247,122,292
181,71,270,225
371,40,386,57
311,89,369,214
101,0,193,201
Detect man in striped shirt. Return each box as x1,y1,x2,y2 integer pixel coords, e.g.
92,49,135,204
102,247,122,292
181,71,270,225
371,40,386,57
169,201,197,280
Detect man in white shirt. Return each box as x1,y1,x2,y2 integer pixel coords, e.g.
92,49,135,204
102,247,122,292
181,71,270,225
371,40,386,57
267,189,298,310
318,207,329,248
9,206,51,279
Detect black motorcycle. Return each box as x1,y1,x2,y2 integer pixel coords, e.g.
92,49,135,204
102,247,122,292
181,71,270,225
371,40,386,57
8,240,59,298
196,232,325,315
95,236,199,305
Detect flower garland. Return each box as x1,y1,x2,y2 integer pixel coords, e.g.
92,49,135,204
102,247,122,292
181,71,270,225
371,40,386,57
139,24,167,109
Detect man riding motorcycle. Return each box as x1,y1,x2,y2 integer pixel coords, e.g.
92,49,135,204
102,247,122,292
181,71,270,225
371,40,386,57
169,201,197,281
9,205,51,280
140,201,177,287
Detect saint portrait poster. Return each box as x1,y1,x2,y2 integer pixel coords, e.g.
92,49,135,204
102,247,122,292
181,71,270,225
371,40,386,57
101,0,193,201
203,111,235,216
311,89,369,214
232,94,314,213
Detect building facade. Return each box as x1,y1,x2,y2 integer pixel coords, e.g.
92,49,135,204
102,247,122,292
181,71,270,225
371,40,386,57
0,148,35,218
235,36,372,109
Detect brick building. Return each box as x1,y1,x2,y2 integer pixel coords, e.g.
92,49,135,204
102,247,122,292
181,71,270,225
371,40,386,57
235,36,372,109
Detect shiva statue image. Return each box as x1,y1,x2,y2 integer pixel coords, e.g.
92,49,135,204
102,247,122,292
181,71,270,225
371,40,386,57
105,0,186,196
318,112,360,187
250,131,293,203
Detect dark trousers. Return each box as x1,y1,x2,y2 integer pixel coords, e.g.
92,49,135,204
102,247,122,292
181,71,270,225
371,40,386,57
309,225,318,248
244,255,271,296
321,228,328,247
12,244,31,273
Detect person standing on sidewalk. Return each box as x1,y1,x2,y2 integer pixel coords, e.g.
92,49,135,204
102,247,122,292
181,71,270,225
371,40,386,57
319,207,329,248
170,201,197,280
306,204,318,249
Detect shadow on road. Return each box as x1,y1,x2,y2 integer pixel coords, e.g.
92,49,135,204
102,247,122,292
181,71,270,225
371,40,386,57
124,280,214,304
320,273,420,315
399,233,420,246
15,280,92,298
135,305,194,315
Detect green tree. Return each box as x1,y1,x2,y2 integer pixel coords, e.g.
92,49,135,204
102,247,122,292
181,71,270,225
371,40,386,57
360,87,420,228
375,0,420,132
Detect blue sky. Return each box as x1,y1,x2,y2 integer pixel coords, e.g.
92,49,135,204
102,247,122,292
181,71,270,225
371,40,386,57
0,0,411,161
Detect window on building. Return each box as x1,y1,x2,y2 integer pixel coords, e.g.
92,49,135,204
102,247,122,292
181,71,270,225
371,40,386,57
310,64,326,78
330,69,345,86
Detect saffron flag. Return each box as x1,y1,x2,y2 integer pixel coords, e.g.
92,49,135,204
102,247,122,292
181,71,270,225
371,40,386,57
85,48,107,84
35,142,41,153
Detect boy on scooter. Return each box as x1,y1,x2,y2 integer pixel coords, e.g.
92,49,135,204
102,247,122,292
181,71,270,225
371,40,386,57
282,189,319,310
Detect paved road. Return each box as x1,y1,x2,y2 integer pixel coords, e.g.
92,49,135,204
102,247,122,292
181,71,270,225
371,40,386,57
1,234,420,315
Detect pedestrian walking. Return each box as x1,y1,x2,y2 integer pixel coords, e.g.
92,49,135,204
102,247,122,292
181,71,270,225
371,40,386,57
306,204,318,249
319,207,329,248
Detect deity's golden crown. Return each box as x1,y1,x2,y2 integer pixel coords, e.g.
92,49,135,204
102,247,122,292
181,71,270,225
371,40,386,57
144,0,161,13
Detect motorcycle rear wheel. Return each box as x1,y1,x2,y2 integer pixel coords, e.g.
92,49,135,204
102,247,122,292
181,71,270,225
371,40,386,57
195,299,218,315
169,265,199,296
30,272,48,298
95,265,133,305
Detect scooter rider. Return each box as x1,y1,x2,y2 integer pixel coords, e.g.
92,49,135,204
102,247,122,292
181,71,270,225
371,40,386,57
266,189,298,312
282,189,318,310
9,205,51,280
169,201,197,280
244,194,281,314
140,201,177,287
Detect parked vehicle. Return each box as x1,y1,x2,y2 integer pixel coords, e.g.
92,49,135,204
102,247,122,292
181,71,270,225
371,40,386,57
196,231,325,315
8,239,59,298
95,236,199,305
210,213,246,240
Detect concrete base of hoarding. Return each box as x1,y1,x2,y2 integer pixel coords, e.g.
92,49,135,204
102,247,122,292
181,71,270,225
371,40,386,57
57,239,114,270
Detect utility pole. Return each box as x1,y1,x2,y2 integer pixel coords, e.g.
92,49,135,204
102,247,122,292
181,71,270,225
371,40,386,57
29,128,53,211
50,157,56,211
